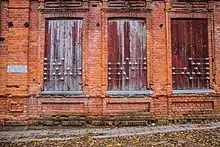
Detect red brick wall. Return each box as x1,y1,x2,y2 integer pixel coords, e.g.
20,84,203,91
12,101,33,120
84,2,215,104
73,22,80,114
6,0,30,96
0,1,8,96
214,2,220,93
151,1,167,96
0,0,220,123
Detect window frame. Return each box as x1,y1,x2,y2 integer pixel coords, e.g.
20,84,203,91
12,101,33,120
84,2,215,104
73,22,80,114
43,19,83,93
167,14,215,95
103,16,153,96
107,19,147,91
39,13,87,95
171,19,210,90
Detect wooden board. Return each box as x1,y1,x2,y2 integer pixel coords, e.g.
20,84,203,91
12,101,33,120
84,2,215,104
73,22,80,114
108,19,147,91
44,19,82,91
171,19,209,90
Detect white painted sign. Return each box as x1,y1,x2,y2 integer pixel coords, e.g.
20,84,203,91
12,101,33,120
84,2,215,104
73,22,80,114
7,65,27,73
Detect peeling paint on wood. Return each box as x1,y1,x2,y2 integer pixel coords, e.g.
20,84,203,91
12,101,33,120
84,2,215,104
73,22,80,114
108,19,147,91
44,19,82,91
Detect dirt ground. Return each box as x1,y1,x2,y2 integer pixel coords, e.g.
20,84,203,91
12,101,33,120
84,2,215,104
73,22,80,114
0,129,219,147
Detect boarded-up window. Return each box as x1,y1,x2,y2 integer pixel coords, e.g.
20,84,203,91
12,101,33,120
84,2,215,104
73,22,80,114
171,19,210,90
108,19,147,91
44,19,82,91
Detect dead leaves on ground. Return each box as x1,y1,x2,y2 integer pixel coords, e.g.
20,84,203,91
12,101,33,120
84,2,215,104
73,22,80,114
0,129,219,147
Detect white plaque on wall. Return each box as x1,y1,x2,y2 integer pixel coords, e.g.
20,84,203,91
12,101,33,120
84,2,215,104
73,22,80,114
7,65,27,73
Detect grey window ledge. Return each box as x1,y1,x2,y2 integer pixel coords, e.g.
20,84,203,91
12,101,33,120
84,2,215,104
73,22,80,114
172,89,215,94
40,91,84,95
107,90,153,95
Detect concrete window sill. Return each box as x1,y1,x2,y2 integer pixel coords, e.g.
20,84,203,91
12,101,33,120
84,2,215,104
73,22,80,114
40,91,84,95
107,90,153,95
172,89,215,94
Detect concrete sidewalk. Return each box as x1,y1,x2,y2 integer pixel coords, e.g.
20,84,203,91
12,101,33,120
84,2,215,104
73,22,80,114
0,122,220,143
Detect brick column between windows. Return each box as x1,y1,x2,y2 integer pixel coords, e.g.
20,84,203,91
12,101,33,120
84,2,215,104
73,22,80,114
87,2,103,116
87,2,102,96
151,1,167,96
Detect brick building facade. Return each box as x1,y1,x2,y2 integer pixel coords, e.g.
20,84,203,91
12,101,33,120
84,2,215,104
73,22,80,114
0,0,220,126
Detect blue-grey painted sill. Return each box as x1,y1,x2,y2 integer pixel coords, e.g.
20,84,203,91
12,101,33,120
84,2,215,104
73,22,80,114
107,90,153,95
40,91,84,95
172,89,215,94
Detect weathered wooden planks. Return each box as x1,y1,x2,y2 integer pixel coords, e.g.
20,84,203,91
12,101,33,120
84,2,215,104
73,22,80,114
108,19,147,91
44,19,82,91
171,19,209,90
